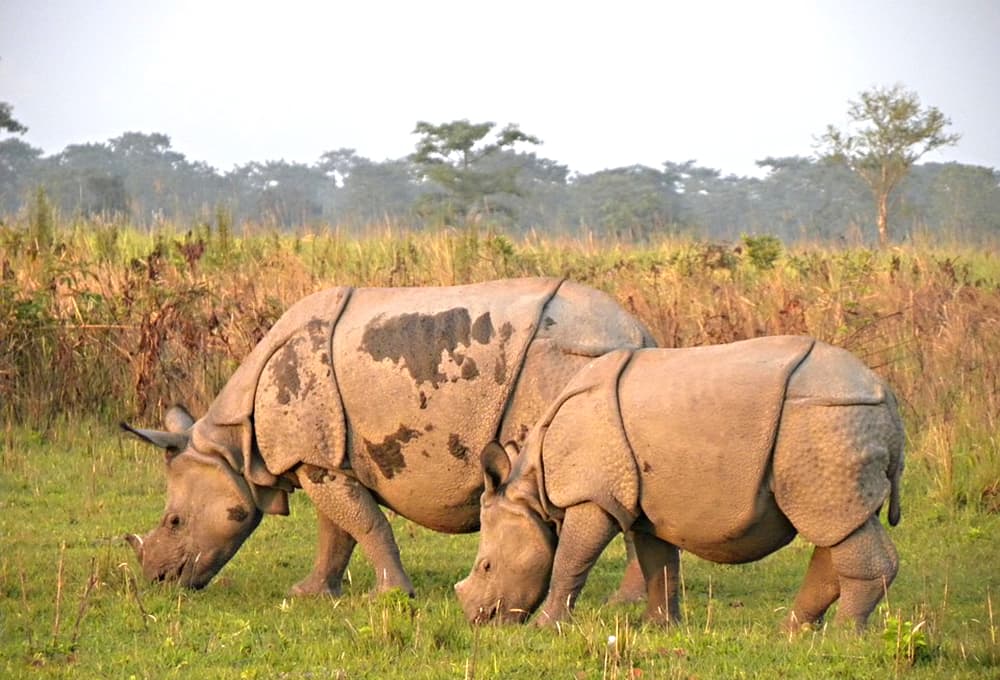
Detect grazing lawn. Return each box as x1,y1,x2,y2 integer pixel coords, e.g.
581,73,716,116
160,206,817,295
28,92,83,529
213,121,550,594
2,224,998,677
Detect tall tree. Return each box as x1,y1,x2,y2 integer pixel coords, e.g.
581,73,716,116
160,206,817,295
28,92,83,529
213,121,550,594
755,156,869,240
570,165,679,240
410,120,540,223
818,84,959,246
0,138,43,212
0,101,27,135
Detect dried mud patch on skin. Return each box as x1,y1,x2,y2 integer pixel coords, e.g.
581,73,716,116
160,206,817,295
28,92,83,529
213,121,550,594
271,339,303,405
492,321,515,385
471,312,495,344
460,357,480,380
305,318,329,352
303,464,336,484
364,425,421,479
361,308,475,387
448,433,469,461
227,505,250,522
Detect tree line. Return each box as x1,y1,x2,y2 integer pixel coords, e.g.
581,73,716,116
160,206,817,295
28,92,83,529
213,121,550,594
2,87,997,244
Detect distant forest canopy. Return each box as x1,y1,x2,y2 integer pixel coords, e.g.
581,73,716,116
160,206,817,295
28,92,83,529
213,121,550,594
2,129,998,244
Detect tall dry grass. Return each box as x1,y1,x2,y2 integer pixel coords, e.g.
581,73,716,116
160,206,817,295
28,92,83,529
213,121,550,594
2,218,998,512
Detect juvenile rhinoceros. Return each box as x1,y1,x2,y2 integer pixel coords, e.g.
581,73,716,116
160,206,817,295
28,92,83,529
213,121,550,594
123,278,654,596
455,336,905,630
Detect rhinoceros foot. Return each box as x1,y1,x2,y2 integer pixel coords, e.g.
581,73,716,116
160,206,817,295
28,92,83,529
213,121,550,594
290,576,343,597
606,558,645,604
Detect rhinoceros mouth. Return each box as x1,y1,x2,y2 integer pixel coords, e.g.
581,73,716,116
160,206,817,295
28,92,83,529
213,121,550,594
153,551,209,588
469,600,532,625
154,558,188,584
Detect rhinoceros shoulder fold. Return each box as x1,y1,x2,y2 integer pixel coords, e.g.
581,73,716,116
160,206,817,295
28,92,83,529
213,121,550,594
206,287,353,426
532,349,641,532
194,287,352,501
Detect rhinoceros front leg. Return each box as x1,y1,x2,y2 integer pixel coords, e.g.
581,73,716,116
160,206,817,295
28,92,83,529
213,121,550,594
297,470,415,597
290,510,357,596
535,502,619,626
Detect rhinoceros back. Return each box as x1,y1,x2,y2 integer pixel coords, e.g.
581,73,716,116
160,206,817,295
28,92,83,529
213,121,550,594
332,278,564,532
618,337,815,555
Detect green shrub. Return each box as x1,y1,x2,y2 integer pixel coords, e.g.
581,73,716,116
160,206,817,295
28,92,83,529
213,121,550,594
740,233,784,269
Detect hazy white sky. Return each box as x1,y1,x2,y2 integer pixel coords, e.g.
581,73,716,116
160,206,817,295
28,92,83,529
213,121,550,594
2,1,998,177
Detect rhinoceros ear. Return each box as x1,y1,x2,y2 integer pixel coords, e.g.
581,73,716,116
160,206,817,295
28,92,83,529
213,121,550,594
164,405,195,433
120,423,189,455
481,441,512,495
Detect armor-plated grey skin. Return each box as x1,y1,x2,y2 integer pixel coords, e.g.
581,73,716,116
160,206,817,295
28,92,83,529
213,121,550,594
455,337,905,630
123,278,654,595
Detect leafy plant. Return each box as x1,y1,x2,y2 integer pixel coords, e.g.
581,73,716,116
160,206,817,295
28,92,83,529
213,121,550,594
882,611,931,665
740,234,784,270
28,187,56,253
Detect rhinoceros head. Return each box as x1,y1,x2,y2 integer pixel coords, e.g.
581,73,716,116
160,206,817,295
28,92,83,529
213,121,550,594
122,406,264,589
455,442,556,624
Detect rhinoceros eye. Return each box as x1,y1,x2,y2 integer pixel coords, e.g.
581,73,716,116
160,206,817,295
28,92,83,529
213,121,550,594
166,513,182,529
479,559,491,573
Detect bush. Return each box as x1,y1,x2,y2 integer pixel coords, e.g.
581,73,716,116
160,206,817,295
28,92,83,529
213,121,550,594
740,233,784,269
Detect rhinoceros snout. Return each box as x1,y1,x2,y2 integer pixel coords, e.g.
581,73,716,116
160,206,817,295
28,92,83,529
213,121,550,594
455,579,503,624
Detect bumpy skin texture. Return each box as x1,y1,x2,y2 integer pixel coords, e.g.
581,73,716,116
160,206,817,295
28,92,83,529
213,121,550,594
124,278,653,596
455,336,904,630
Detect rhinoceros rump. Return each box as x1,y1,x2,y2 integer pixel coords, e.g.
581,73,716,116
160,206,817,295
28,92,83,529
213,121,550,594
123,278,653,595
455,337,904,630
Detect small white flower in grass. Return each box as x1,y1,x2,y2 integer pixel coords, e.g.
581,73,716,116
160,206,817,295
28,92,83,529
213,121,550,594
279,598,291,612
608,634,617,646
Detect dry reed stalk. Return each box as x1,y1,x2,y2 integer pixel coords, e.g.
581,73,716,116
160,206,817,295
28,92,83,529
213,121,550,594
69,558,99,648
19,566,34,649
51,541,66,641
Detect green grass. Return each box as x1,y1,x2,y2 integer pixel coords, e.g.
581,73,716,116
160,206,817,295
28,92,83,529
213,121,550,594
3,220,1000,676
2,419,998,678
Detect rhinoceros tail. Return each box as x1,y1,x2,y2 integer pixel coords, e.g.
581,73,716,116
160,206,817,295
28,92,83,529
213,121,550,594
885,387,905,527
888,473,902,527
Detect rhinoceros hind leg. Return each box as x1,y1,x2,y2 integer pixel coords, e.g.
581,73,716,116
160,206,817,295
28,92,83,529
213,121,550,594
299,471,415,597
632,531,681,625
290,511,357,597
830,516,898,630
606,534,647,604
786,546,840,631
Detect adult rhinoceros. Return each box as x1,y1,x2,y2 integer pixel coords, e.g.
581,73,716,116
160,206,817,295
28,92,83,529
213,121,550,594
455,337,905,630
123,278,654,597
